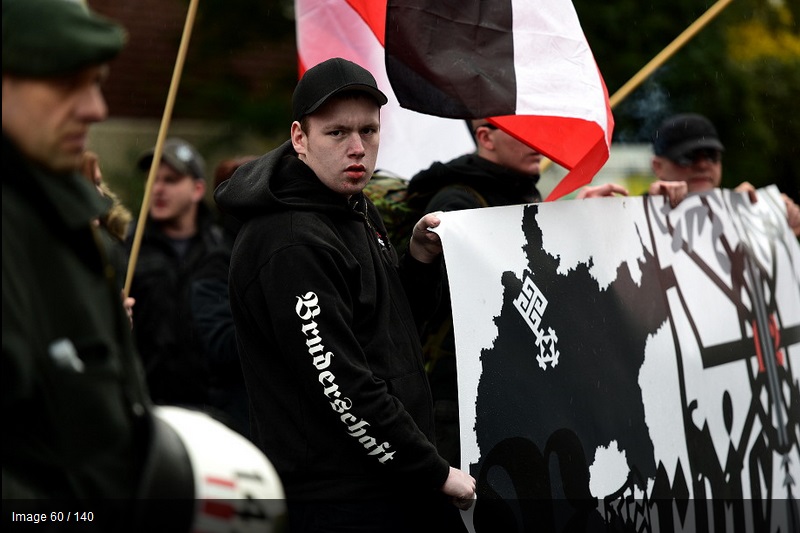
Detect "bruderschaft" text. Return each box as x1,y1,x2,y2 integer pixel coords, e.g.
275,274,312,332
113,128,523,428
295,291,395,464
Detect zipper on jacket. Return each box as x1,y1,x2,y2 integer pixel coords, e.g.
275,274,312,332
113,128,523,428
353,196,389,250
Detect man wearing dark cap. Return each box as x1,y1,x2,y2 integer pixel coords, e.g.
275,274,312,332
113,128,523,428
648,113,728,206
2,0,194,528
648,113,800,236
215,57,476,531
126,137,234,413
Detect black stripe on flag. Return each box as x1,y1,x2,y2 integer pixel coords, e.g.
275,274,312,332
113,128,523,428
385,0,517,119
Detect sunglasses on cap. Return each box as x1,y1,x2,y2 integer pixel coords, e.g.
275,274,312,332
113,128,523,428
673,148,722,167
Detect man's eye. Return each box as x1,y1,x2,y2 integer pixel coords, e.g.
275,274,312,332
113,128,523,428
53,77,79,93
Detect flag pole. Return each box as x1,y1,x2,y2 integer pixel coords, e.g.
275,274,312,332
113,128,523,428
124,0,200,297
540,0,733,173
608,0,733,108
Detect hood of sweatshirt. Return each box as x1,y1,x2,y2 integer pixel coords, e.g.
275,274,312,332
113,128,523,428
214,140,358,223
407,152,541,204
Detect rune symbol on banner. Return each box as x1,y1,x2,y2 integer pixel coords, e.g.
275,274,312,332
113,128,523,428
514,275,560,370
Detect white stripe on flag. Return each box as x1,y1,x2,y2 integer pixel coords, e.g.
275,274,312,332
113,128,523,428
512,0,609,135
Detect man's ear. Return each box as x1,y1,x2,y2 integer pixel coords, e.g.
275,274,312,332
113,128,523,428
651,156,663,175
291,121,307,156
475,127,495,151
192,179,206,202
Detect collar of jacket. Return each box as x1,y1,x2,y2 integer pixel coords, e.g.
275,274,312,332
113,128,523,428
214,140,361,223
408,152,541,202
265,150,364,225
2,133,111,231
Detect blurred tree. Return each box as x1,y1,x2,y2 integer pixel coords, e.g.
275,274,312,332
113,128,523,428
176,0,298,138
574,0,799,198
725,1,800,199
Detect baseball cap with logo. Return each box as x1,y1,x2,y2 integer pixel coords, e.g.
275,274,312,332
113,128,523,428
138,138,206,181
292,57,388,122
653,113,725,163
2,0,127,77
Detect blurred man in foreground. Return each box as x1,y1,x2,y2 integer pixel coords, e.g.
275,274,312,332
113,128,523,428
3,1,194,529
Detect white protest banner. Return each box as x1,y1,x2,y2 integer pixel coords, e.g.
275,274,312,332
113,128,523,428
434,186,800,532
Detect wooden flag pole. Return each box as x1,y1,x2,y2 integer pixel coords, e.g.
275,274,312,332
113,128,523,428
608,0,733,109
540,0,734,173
124,0,200,297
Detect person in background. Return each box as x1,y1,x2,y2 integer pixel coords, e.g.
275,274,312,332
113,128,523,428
2,1,194,529
80,149,136,325
81,149,133,241
405,119,628,469
126,138,232,410
188,156,260,439
213,155,259,240
648,113,800,236
215,57,475,532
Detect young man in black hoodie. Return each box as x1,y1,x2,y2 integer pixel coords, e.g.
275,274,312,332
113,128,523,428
215,57,475,532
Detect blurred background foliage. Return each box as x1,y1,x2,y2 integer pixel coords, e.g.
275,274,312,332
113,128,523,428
573,0,799,197
176,0,297,130
134,0,800,199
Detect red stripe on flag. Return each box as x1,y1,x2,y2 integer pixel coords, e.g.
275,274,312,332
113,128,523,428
488,115,610,201
345,0,386,45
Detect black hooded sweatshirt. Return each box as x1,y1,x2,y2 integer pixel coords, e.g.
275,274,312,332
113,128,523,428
407,152,542,209
214,141,449,500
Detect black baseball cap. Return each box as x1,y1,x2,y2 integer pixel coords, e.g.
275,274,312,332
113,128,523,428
292,57,388,122
137,138,206,181
653,113,725,162
3,0,127,77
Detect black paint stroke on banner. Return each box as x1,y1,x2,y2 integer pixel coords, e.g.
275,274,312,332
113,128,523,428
467,191,800,532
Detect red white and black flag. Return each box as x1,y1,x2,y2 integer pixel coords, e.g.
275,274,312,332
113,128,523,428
384,0,614,200
295,0,474,179
295,0,612,199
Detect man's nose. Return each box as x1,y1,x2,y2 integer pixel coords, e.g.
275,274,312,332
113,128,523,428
347,133,365,156
77,85,108,123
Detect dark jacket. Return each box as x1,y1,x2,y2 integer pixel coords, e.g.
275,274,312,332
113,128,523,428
407,152,542,211
214,141,449,500
189,249,250,438
2,135,151,503
126,203,231,407
3,135,205,531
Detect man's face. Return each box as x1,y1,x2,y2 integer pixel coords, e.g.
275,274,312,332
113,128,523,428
475,124,542,176
2,65,109,174
291,95,380,198
149,162,204,224
651,149,723,193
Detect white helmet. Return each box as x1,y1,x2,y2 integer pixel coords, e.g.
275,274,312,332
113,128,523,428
154,405,286,532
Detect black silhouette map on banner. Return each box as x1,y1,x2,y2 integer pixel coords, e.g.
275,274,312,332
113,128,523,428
434,186,800,532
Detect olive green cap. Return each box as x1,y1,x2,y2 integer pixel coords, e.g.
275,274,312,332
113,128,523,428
3,0,127,77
